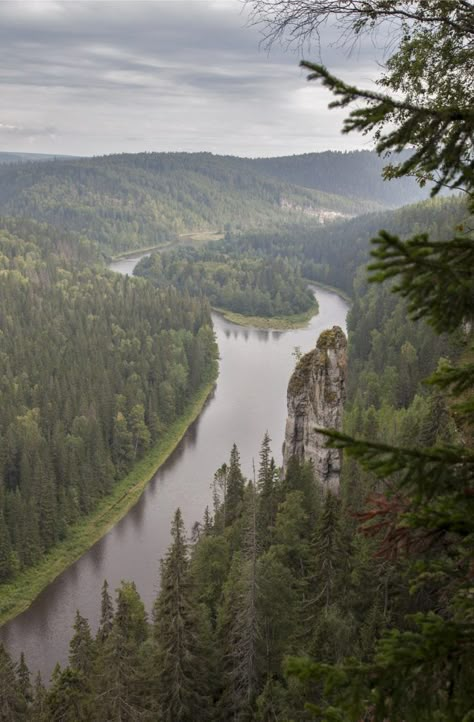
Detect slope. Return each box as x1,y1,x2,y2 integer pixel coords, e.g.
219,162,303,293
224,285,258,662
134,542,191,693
0,152,380,254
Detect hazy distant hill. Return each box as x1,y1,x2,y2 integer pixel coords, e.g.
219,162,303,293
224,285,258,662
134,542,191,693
248,150,429,208
0,152,382,253
0,151,74,164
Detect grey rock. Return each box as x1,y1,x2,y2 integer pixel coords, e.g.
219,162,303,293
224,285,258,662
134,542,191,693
282,326,347,492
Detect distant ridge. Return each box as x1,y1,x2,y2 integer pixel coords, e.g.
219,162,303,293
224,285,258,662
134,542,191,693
248,149,428,208
0,151,76,164
0,150,430,253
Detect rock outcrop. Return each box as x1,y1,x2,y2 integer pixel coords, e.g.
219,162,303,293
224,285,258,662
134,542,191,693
282,326,347,493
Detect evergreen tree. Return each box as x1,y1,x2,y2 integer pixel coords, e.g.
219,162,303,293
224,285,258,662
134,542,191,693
0,644,26,721
153,508,212,722
16,653,31,706
69,610,95,677
97,578,114,643
225,444,245,526
219,484,261,720
256,434,278,550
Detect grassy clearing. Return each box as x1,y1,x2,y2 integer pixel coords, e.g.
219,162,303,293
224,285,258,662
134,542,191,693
177,230,225,246
109,231,223,261
213,300,319,330
0,377,217,628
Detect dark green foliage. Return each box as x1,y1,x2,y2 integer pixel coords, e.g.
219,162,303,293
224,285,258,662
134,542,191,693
135,246,316,319
248,1,474,719
249,149,430,207
369,231,474,333
0,152,375,253
153,509,212,722
220,194,468,297
0,218,217,587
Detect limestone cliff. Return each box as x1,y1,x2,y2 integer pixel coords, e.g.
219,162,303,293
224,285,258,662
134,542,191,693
282,326,347,492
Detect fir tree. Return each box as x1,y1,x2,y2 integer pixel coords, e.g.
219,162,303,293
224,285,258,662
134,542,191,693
225,444,245,526
97,579,114,644
153,508,212,722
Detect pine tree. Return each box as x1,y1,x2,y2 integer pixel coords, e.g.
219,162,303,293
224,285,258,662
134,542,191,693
218,484,262,720
69,610,95,676
31,672,47,722
97,578,114,643
16,653,31,706
95,583,149,721
153,508,212,722
0,644,26,721
225,444,245,526
256,433,278,550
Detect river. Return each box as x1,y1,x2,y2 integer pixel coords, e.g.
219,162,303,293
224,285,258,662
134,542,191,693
0,254,349,681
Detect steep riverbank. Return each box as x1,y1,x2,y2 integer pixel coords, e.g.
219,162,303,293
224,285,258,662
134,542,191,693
0,377,217,628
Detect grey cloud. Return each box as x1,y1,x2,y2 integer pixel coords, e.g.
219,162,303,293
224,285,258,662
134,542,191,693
0,0,382,156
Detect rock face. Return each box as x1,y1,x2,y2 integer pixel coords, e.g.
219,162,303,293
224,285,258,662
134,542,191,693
282,326,347,493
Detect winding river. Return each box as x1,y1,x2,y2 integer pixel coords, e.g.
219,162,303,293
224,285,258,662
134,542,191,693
0,254,348,681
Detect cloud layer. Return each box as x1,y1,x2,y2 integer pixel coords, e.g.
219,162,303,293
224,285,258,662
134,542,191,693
0,0,382,156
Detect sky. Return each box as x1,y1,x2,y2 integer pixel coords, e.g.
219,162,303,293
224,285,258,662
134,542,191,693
0,0,385,157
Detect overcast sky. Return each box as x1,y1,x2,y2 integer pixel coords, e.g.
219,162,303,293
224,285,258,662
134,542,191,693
0,0,385,157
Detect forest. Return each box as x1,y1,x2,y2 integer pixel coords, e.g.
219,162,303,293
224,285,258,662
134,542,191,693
135,247,316,320
218,195,469,296
1,0,473,718
0,217,217,583
2,183,470,718
0,151,414,254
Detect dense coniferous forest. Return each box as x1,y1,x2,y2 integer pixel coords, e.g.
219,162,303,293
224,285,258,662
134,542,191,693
0,153,373,254
249,149,431,207
1,0,473,716
0,218,217,583
0,150,422,254
219,195,469,296
135,247,316,319
2,182,470,719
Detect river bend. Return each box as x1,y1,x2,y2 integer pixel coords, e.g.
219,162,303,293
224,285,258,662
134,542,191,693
0,254,348,680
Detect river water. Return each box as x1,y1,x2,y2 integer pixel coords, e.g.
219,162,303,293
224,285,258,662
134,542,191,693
0,254,348,681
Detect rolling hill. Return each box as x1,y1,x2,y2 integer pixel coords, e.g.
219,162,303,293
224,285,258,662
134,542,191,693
0,151,397,254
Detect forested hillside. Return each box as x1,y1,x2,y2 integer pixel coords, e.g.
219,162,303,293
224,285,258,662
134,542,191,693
0,152,73,165
0,153,376,254
0,218,217,584
221,195,468,295
249,149,431,207
135,246,316,320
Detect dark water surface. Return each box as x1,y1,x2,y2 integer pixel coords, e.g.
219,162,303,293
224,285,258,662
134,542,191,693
1,255,348,680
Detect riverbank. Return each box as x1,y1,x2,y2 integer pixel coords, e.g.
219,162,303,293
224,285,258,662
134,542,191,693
305,280,352,304
213,299,319,330
110,241,174,260
109,230,224,261
0,376,217,628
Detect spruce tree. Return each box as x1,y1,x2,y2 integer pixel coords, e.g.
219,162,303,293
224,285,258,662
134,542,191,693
97,578,114,644
69,610,95,677
153,508,212,722
225,444,245,526
0,644,27,721
218,484,261,720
